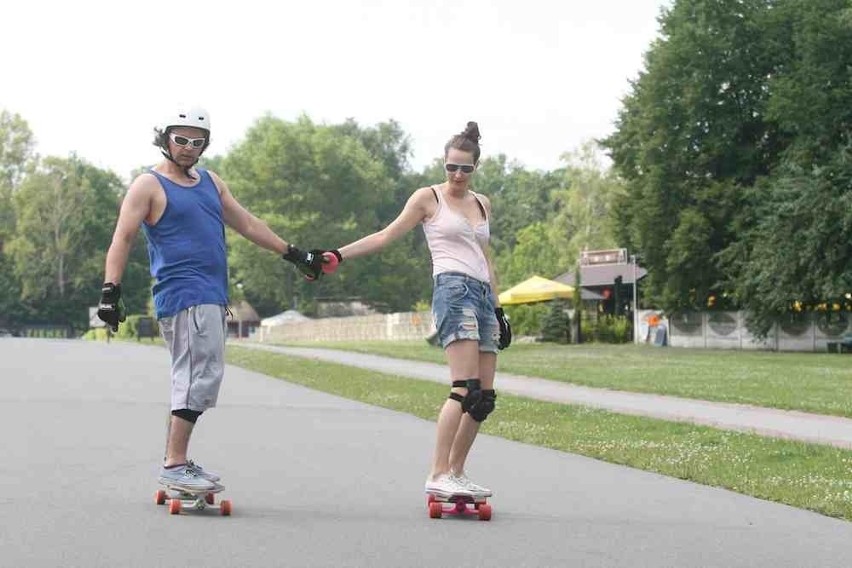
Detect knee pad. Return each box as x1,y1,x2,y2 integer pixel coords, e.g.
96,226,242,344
468,389,496,422
459,379,482,414
171,408,202,424
448,380,469,405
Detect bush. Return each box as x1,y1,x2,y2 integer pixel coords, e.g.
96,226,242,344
581,314,632,344
503,303,549,337
540,300,571,344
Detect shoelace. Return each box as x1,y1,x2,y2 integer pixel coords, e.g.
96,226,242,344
446,475,473,492
455,474,487,491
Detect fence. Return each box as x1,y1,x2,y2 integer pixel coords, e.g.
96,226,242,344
259,311,434,343
637,310,852,352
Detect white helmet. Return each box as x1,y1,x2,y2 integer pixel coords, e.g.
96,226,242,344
159,107,211,134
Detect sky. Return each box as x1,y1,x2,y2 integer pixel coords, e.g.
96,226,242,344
3,0,671,182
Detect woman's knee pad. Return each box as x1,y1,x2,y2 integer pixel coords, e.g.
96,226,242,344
467,389,496,422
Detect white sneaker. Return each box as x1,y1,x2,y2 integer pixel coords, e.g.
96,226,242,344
424,473,474,497
454,473,492,497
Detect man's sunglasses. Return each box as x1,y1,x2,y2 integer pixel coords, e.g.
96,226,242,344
445,163,475,174
169,132,207,149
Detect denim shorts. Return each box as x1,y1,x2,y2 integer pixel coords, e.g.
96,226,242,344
431,272,499,353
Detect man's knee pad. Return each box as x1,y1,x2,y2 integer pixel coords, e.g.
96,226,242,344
171,408,202,424
467,389,496,422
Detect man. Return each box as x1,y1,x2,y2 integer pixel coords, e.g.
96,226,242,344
97,107,324,490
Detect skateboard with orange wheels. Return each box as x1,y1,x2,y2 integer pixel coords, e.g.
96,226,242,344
154,483,232,516
426,492,492,521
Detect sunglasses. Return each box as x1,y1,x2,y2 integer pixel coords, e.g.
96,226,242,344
445,163,475,174
169,132,207,149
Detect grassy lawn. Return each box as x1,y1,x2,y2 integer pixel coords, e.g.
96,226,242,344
226,345,852,521
267,340,852,417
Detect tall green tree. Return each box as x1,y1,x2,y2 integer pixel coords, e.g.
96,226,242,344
720,0,852,335
0,110,35,329
220,115,429,315
553,142,624,267
603,0,784,312
6,155,140,329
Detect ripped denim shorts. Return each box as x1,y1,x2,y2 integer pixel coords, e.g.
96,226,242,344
431,272,499,353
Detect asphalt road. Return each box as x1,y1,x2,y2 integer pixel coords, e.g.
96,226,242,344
2,338,851,568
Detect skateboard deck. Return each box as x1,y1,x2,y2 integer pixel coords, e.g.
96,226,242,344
426,492,492,521
154,483,232,516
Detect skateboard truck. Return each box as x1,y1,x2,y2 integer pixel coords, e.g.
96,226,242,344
426,493,492,521
155,484,232,516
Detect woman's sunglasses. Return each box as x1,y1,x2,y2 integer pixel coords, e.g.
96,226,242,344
169,132,207,149
445,163,475,174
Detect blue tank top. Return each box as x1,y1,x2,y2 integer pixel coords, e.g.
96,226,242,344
143,168,228,318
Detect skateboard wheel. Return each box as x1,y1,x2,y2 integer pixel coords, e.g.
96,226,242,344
205,492,215,505
478,503,492,521
428,501,443,519
169,498,182,515
155,490,167,505
426,494,436,505
220,499,232,516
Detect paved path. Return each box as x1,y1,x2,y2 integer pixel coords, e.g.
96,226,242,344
241,342,852,450
3,338,852,568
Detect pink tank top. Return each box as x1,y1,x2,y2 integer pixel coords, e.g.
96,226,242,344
422,186,491,282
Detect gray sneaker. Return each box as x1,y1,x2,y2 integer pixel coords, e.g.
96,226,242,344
158,464,215,491
187,460,221,483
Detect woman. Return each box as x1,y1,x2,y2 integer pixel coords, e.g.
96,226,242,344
324,121,511,497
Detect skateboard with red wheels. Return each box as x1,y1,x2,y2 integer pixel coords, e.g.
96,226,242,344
154,483,232,516
426,492,492,521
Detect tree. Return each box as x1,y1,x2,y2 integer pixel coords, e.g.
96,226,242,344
553,142,623,268
603,0,784,312
719,0,852,336
6,155,139,329
540,299,571,344
0,110,35,329
220,115,428,315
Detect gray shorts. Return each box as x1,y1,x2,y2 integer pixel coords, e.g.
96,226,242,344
158,304,227,412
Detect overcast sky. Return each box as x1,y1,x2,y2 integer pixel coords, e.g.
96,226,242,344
3,0,671,181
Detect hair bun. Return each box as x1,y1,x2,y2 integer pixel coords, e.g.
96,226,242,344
462,121,481,143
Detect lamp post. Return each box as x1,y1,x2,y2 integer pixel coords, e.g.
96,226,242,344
235,282,244,339
630,254,639,344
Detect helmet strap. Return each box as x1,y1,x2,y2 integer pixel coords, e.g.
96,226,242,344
159,147,200,181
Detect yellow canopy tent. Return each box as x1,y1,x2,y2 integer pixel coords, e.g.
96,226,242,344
498,275,574,305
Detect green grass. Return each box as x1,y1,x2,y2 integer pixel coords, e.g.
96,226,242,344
269,340,852,417
226,345,852,521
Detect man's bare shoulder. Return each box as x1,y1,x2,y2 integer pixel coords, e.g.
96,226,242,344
124,171,162,202
129,171,159,190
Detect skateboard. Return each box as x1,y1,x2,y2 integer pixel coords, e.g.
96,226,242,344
154,483,232,516
426,492,492,521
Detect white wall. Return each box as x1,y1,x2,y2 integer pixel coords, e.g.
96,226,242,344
637,310,851,352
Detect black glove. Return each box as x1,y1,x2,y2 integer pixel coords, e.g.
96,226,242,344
282,244,323,281
495,307,512,350
97,282,127,332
